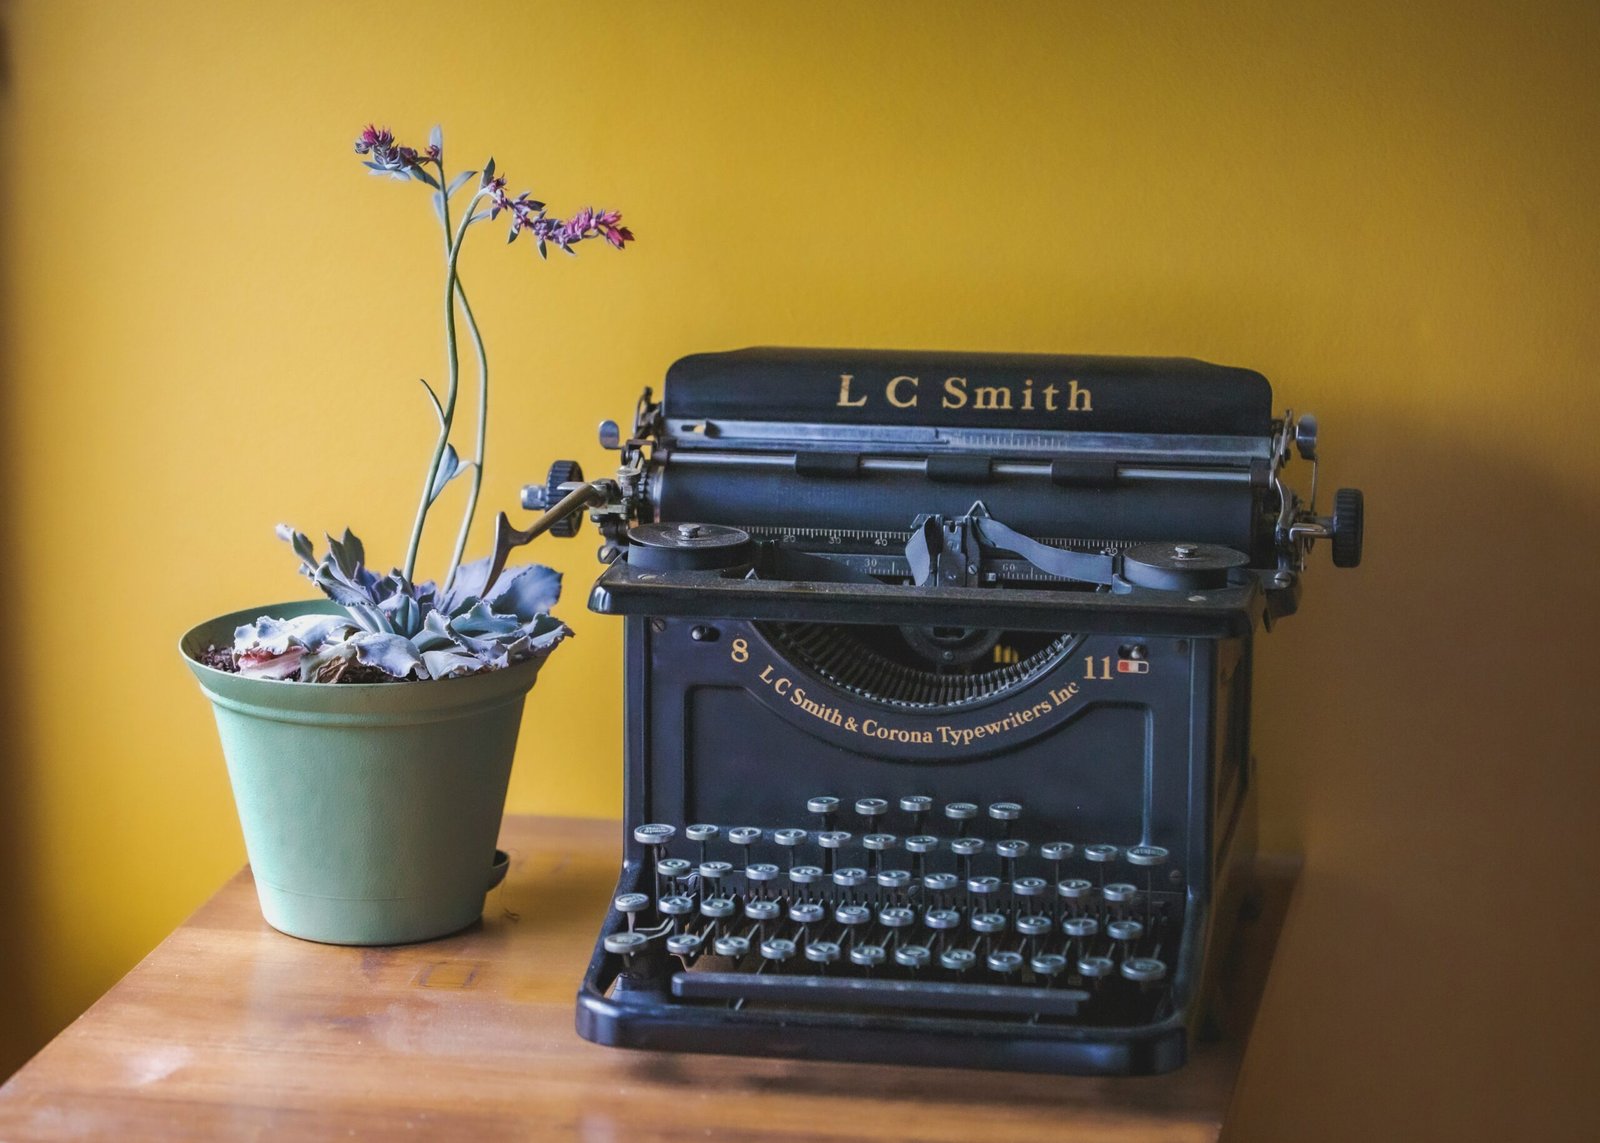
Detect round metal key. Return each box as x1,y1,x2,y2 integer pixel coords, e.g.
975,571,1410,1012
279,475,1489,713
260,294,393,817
996,839,1030,860
816,831,853,850
714,935,750,958
774,828,807,848
744,899,780,922
728,827,763,847
1108,919,1145,942
940,948,977,973
789,865,824,885
944,802,979,822
855,798,889,819
850,944,886,967
1031,952,1068,978
700,897,735,919
698,861,733,881
987,950,1024,975
806,796,840,816
745,862,780,883
1015,914,1052,937
835,904,872,927
924,908,962,930
760,938,796,962
657,858,691,879
1041,842,1075,862
876,869,912,891
862,833,899,851
1077,955,1115,978
685,823,719,843
1083,844,1120,864
1013,877,1047,898
1121,957,1168,983
604,931,649,956
658,894,695,917
878,906,915,928
1063,917,1100,938
1103,882,1138,904
1057,878,1094,900
971,912,1007,934
832,867,869,888
923,873,959,893
613,893,650,915
988,802,1023,822
950,837,986,857
666,933,703,956
1126,845,1170,867
634,823,676,846
805,940,842,965
789,902,825,925
895,945,932,969
904,835,940,854
967,875,1002,896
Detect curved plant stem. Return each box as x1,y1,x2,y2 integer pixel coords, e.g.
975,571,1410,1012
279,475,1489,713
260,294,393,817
443,287,488,592
402,187,484,582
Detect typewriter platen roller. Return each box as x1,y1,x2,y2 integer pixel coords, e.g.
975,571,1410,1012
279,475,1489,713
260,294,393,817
507,347,1361,1076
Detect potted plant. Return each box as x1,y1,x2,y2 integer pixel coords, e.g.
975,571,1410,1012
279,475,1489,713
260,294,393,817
179,123,633,945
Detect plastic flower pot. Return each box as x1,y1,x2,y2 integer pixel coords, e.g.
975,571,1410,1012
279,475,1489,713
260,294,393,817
180,599,549,945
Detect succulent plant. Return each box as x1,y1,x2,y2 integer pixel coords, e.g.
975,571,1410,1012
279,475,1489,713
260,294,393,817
226,122,631,682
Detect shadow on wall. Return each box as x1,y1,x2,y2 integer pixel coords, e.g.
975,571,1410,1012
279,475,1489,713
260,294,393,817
0,14,41,1082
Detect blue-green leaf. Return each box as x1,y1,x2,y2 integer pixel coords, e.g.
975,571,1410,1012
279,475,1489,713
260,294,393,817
447,170,477,197
428,445,463,504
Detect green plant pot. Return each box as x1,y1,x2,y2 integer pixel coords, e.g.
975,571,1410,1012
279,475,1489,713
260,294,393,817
180,600,548,945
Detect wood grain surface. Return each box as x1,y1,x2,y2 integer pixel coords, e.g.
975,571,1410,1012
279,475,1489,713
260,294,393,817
0,817,1297,1142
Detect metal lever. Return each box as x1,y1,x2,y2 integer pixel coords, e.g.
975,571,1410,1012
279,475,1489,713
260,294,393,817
487,480,613,592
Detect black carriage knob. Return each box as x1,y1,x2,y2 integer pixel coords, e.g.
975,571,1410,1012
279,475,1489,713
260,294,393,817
519,460,585,536
1331,487,1364,568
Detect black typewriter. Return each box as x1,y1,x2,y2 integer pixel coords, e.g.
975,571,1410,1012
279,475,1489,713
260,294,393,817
500,347,1362,1076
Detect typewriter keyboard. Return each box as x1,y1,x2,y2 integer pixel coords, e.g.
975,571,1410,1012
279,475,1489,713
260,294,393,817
606,797,1185,1025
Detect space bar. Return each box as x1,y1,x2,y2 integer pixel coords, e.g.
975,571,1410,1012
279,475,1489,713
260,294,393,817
672,971,1087,1016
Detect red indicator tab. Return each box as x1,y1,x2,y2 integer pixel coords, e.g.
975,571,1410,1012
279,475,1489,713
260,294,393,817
1116,660,1150,675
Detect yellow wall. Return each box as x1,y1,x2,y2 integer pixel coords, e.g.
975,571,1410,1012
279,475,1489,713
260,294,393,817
2,1,1597,1136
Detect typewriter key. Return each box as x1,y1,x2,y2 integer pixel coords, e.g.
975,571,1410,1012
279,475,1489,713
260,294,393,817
604,931,650,971
850,944,886,970
944,802,979,836
774,828,806,869
700,897,735,919
924,908,961,931
789,901,825,926
1077,955,1114,979
951,837,985,883
923,872,959,906
987,950,1024,977
744,899,780,922
807,796,840,831
895,944,932,970
879,906,915,928
816,830,852,874
698,861,733,884
875,869,912,898
996,839,1029,883
855,798,889,829
940,947,977,974
1084,844,1119,864
1063,916,1100,939
1015,914,1052,937
988,802,1023,839
971,912,1007,934
744,862,779,897
1013,877,1047,898
634,823,676,846
789,864,823,889
904,834,938,878
1103,882,1138,905
967,876,1002,909
685,823,719,862
714,934,751,959
614,893,650,932
1108,919,1144,943
1057,878,1093,905
659,895,695,929
666,932,702,958
658,858,691,880
832,867,869,894
835,903,872,930
1120,957,1167,983
760,937,797,965
861,833,898,874
1031,952,1068,979
806,940,842,967
728,826,762,848
1126,844,1170,925
900,795,934,833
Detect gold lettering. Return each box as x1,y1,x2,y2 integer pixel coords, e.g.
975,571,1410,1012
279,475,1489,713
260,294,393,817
886,375,919,408
774,676,791,696
1021,378,1034,411
836,373,867,408
1066,379,1092,412
972,385,1012,411
1042,383,1059,411
942,376,968,409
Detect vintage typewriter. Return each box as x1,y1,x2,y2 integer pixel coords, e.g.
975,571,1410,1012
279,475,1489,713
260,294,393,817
499,347,1362,1076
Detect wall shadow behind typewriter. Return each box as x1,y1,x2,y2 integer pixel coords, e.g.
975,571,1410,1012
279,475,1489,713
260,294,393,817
1232,413,1598,1140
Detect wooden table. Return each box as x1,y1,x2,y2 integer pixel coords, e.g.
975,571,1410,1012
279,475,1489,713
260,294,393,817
0,817,1297,1142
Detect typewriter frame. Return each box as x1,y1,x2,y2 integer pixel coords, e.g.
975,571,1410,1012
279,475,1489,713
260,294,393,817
574,568,1262,1076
